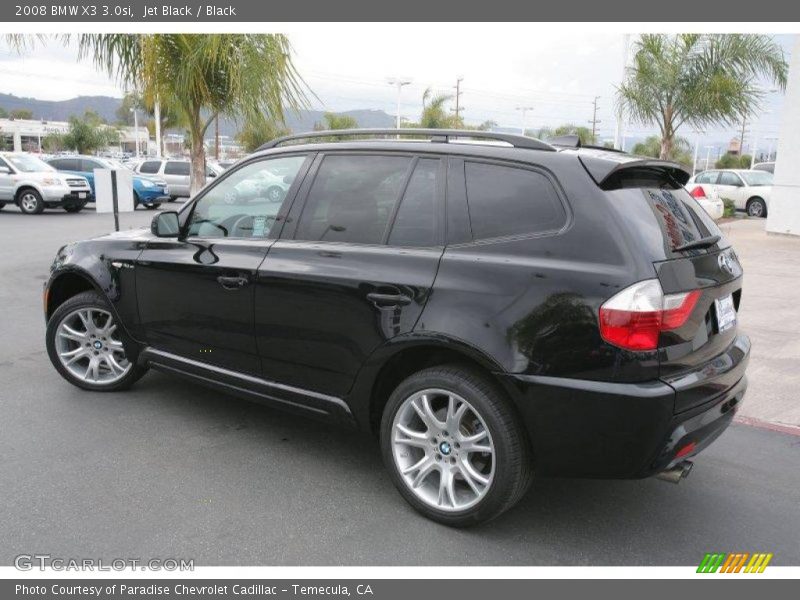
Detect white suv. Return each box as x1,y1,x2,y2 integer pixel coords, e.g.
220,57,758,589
134,158,220,199
0,152,92,214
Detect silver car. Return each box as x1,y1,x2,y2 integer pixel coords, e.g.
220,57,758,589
0,152,92,214
134,158,220,200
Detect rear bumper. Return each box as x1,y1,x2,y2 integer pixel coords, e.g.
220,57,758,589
498,334,750,479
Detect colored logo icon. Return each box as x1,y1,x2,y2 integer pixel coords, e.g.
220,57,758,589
697,553,773,573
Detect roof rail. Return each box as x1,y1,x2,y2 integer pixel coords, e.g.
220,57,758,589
257,128,556,152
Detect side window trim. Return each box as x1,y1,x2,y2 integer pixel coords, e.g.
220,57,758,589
460,158,571,245
385,156,446,248
380,157,418,245
181,152,315,241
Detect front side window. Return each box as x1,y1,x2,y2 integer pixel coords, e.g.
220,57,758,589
295,154,412,244
139,161,161,174
165,162,191,176
464,161,567,240
186,155,307,239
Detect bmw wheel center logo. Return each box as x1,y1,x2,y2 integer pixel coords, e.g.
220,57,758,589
439,441,452,455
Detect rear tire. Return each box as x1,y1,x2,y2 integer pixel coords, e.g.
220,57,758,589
144,203,160,210
18,189,45,214
380,364,533,527
46,291,148,392
746,197,767,218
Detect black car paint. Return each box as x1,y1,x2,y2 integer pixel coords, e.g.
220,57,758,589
45,141,750,479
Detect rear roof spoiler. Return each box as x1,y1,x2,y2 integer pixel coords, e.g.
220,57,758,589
562,148,691,188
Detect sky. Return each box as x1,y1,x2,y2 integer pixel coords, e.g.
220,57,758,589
0,31,794,155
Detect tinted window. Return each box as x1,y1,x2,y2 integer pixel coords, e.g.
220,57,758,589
388,158,439,247
295,154,411,244
694,171,717,184
139,161,161,174
187,155,307,239
51,158,79,171
464,162,566,240
165,161,191,176
718,172,743,186
81,159,104,171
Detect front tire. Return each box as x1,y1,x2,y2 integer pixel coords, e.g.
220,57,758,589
18,189,45,214
747,197,767,218
46,291,147,392
380,364,533,527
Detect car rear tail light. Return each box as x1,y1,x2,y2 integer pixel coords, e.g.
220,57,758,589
690,186,706,198
599,279,701,351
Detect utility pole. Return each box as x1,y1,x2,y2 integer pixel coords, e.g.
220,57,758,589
614,33,631,150
387,77,413,130
589,96,601,141
451,77,464,122
214,115,220,160
515,106,533,135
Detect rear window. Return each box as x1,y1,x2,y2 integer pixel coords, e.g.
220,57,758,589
139,161,161,174
464,161,567,241
165,162,191,176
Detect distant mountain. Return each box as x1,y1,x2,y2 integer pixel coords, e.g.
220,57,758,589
0,92,395,138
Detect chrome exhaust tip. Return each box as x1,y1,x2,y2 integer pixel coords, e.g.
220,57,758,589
656,460,694,484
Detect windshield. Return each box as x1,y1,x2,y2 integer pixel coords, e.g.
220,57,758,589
741,171,773,186
5,154,55,173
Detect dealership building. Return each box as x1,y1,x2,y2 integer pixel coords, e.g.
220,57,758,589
0,117,151,155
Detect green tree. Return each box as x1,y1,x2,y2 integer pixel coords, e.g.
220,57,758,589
315,112,358,131
632,134,693,169
10,34,308,195
404,88,462,129
617,34,787,159
42,132,65,153
10,108,33,120
715,153,752,169
61,111,118,154
115,91,142,126
236,115,290,153
553,123,597,145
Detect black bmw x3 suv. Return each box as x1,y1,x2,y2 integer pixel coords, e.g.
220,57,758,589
44,129,749,526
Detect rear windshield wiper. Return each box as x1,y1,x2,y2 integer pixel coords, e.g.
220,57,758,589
673,235,721,252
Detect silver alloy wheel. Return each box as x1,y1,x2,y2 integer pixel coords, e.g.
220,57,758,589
748,200,764,217
54,307,132,385
20,193,39,213
391,388,495,512
267,186,283,202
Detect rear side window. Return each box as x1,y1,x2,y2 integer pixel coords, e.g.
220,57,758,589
718,172,743,186
464,161,566,240
694,171,717,184
388,158,439,247
52,158,79,171
165,162,190,176
81,159,103,171
139,161,161,174
295,154,412,244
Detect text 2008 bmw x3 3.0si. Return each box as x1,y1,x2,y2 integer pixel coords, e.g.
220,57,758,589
44,129,749,526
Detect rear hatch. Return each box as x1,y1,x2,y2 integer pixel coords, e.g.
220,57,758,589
598,162,748,413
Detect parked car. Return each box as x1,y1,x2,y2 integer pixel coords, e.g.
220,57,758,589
685,179,724,220
44,129,749,526
47,156,170,210
752,161,775,174
0,152,92,214
134,158,220,199
687,169,772,218
216,160,237,170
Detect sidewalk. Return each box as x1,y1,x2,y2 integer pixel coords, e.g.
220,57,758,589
719,217,800,429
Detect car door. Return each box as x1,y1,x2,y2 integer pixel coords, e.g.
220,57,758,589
254,153,446,397
716,171,747,209
0,157,16,200
135,153,313,375
164,161,191,197
79,158,104,193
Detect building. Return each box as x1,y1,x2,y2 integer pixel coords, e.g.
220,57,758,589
0,117,150,155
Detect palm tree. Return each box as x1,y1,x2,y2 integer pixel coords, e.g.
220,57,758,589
10,34,308,195
553,123,597,145
632,135,694,169
412,88,461,129
236,115,290,153
617,34,787,159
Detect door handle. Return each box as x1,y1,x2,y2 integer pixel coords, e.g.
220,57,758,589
217,275,250,290
366,292,412,306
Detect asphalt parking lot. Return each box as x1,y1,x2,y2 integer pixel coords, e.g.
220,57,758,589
1,206,799,566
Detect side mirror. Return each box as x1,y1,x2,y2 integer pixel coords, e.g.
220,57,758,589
151,211,180,238
0,166,10,175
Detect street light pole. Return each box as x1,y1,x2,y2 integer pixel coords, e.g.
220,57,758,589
130,107,140,159
515,106,533,135
704,145,714,171
692,129,705,175
387,77,412,130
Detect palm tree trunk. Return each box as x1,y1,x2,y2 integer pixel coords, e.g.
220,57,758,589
189,121,206,197
660,134,673,160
